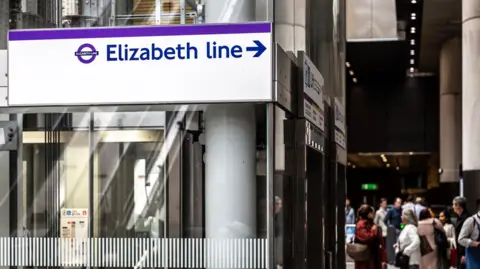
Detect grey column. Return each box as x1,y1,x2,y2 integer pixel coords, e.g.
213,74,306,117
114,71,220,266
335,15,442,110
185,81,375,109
203,0,257,240
439,37,461,183
462,0,480,212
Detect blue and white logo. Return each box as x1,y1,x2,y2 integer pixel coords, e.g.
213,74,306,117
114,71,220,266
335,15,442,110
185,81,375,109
304,60,312,88
75,43,99,64
66,210,72,216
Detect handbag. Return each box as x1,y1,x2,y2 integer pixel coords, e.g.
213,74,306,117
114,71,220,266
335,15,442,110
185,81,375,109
395,252,410,268
466,247,480,269
419,235,433,256
450,248,457,268
346,243,371,261
432,219,449,251
394,241,410,268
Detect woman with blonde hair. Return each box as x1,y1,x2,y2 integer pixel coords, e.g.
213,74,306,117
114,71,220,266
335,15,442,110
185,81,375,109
395,209,421,269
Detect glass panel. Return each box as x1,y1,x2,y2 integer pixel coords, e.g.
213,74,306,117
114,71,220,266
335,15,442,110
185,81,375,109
273,105,292,268
5,0,199,30
9,104,270,269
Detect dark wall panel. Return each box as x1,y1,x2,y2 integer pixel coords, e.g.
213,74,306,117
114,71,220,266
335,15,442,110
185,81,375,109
347,77,439,153
347,85,388,152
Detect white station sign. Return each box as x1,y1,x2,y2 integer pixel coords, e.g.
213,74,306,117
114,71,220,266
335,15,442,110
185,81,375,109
7,23,273,106
334,98,346,149
302,53,325,132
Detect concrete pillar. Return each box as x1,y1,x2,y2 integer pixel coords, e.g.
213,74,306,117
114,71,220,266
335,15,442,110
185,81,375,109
204,105,256,238
203,0,257,239
439,37,461,183
462,0,480,212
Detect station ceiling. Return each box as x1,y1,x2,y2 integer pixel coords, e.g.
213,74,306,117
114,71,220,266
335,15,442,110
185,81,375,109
419,0,460,72
346,0,460,85
347,152,433,170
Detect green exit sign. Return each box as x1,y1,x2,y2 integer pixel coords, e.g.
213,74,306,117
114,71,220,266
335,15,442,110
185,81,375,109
361,183,378,190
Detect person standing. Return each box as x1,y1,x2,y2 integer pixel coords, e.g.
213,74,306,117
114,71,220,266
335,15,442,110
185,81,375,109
457,206,480,268
354,205,386,269
402,196,416,214
414,197,427,219
385,197,403,232
417,209,447,269
394,209,421,269
439,209,456,263
375,198,389,238
346,198,356,225
452,196,469,269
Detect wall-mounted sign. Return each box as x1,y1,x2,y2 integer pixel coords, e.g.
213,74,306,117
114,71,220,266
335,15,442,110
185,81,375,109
60,208,89,265
334,98,346,149
8,23,273,106
305,121,324,152
361,183,378,190
334,98,346,133
299,52,325,132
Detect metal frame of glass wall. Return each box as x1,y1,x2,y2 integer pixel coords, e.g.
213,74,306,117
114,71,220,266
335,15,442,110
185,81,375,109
1,103,275,268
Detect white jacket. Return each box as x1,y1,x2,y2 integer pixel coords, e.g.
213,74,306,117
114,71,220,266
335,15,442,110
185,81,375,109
374,208,388,237
396,224,421,265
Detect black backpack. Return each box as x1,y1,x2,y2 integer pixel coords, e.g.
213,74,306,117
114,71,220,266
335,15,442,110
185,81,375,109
432,219,449,251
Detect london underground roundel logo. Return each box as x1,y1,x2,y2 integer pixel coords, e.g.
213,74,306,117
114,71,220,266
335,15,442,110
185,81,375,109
75,43,99,64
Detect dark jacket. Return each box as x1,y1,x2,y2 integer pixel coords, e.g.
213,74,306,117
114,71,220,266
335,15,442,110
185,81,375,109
455,210,469,269
384,207,402,230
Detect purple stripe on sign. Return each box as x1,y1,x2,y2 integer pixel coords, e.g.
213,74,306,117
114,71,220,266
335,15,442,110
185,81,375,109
9,22,271,41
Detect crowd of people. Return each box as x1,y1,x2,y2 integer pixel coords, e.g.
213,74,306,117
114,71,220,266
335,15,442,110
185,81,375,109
346,196,480,269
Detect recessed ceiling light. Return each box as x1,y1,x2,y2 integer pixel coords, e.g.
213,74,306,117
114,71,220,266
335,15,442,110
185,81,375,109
386,163,391,168
410,50,415,55
396,166,400,170
353,78,358,83
349,70,354,76
410,39,415,45
352,165,356,168
346,62,351,67
410,59,415,64
411,13,416,17
410,67,415,72
411,27,416,33
412,0,416,3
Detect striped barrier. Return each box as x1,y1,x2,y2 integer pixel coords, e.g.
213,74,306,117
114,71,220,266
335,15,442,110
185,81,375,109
0,237,268,268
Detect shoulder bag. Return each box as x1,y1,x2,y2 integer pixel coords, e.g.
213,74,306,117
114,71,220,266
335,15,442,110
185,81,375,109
346,242,370,261
432,219,449,251
419,234,433,256
395,238,410,268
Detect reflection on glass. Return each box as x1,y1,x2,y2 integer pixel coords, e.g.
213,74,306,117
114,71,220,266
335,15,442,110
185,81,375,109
8,105,269,268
